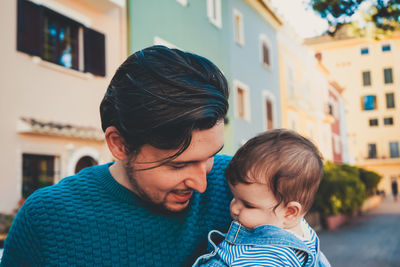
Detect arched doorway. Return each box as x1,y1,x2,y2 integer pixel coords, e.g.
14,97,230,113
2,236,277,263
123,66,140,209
74,156,98,173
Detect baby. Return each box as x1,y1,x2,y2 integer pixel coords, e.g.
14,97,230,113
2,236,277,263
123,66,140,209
194,129,330,266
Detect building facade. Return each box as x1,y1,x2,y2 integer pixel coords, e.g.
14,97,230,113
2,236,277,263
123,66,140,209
228,0,282,150
306,29,400,193
0,0,127,213
127,0,234,152
127,0,283,153
278,25,351,163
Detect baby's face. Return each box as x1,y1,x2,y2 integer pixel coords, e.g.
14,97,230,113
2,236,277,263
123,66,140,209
229,182,286,229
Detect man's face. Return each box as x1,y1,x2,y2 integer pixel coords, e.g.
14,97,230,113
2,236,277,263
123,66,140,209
124,121,224,212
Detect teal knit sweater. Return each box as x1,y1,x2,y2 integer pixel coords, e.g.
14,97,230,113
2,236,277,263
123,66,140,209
1,155,233,266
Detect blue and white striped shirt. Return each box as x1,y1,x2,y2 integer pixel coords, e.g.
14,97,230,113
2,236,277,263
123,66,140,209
215,220,318,266
194,219,330,267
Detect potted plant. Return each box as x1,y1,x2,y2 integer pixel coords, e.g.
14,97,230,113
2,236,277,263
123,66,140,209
314,162,366,230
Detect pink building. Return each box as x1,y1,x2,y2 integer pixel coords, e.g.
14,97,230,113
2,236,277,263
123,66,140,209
0,0,127,214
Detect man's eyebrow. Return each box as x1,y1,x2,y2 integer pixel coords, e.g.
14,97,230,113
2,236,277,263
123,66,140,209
170,144,224,164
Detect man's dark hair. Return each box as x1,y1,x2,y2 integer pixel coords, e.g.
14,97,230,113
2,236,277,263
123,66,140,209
100,45,229,163
226,129,324,214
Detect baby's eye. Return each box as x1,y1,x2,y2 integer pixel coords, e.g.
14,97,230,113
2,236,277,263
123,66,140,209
243,203,255,209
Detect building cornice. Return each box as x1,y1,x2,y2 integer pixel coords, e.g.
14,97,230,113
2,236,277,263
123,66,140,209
245,0,283,30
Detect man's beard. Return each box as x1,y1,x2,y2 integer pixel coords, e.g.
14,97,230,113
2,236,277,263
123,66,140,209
124,162,190,214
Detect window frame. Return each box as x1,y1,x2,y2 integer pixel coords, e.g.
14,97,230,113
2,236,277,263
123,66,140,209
16,0,106,76
386,92,395,109
384,67,393,84
207,0,222,29
389,142,400,158
361,95,377,111
176,0,187,6
261,90,277,131
368,143,377,159
22,153,56,199
384,117,394,126
381,44,392,52
233,80,251,121
362,70,371,86
233,8,244,46
259,34,272,70
360,47,370,55
369,118,379,127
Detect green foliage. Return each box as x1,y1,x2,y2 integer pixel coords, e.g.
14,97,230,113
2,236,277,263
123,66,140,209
0,213,15,234
310,0,400,36
359,168,382,196
314,161,366,216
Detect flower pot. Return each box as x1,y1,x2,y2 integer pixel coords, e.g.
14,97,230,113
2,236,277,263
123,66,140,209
324,214,348,230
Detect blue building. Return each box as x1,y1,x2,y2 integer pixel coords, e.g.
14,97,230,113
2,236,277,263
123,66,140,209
127,0,282,153
226,0,282,150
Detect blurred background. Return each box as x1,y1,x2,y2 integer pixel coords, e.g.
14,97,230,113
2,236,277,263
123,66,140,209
0,0,399,265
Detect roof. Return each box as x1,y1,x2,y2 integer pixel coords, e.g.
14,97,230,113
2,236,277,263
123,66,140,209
17,117,104,141
304,24,400,46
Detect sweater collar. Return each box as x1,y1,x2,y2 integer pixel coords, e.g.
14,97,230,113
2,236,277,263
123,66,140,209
96,162,141,205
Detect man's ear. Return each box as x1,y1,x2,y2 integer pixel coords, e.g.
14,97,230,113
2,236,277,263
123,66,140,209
105,126,128,161
283,201,302,224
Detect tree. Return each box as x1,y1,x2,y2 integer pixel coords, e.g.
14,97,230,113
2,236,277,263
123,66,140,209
310,0,400,35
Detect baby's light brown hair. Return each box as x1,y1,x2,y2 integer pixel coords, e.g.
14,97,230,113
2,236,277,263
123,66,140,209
226,129,323,214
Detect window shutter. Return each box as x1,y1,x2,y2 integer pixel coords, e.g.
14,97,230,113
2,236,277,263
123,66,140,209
84,27,106,76
17,0,43,57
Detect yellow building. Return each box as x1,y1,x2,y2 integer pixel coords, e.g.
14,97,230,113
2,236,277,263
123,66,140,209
306,28,400,193
278,26,349,163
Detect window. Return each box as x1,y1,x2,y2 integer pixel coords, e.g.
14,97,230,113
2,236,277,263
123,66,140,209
17,0,105,76
362,71,371,86
384,68,393,84
333,134,341,154
382,44,391,52
237,87,245,118
361,95,377,110
233,9,244,45
384,117,394,125
369,118,378,126
234,80,250,121
328,103,334,116
266,99,273,130
360,47,369,55
259,35,271,68
22,154,55,198
176,0,187,6
207,0,222,28
368,143,377,159
390,142,400,158
43,11,79,69
386,93,395,108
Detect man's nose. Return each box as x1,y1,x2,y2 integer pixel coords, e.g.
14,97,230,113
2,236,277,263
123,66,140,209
183,161,209,193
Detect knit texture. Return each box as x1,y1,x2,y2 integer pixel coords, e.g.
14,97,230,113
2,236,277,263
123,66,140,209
1,155,233,267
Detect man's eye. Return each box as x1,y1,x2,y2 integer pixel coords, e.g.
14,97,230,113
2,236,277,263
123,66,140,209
169,164,187,170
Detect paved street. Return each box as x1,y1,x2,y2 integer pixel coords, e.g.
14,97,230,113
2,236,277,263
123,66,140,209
319,197,400,267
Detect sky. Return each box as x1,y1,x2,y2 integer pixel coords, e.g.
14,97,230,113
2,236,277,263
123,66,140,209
269,0,329,38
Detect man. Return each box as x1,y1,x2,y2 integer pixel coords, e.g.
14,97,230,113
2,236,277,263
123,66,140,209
1,46,233,266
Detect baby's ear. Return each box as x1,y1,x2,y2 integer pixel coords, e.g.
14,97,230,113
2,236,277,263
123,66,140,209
283,201,302,225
